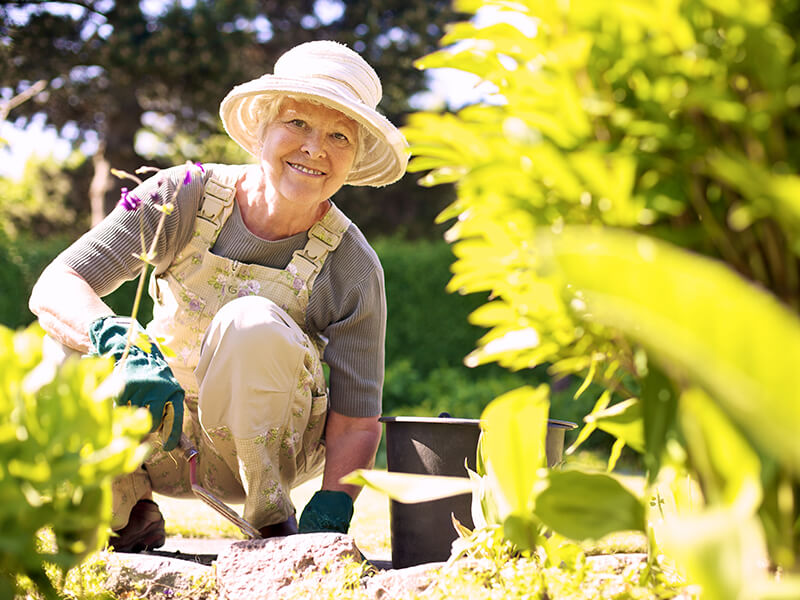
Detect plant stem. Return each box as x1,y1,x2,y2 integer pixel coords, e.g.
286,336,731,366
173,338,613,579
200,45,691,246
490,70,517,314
754,219,788,301
688,173,750,276
120,208,153,363
117,162,197,362
120,262,150,363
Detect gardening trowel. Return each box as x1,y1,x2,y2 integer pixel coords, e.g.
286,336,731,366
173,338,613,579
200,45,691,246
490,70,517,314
178,434,262,539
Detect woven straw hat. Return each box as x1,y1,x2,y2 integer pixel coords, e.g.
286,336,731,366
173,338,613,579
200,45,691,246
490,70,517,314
220,40,409,187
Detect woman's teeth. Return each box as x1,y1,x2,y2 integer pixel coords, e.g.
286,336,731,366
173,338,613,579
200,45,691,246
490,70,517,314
290,163,323,175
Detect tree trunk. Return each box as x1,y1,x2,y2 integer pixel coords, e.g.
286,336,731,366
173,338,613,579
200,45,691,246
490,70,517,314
89,142,110,227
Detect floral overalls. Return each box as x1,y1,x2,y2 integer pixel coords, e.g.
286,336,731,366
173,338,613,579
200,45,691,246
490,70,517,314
112,165,353,529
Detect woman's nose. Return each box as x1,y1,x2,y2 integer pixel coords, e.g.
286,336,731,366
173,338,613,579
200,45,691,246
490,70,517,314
301,132,326,158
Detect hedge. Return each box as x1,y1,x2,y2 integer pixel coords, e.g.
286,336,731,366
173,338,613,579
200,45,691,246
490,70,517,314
1,233,605,448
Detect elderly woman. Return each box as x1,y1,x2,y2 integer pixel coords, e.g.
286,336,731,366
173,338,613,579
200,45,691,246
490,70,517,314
28,40,408,551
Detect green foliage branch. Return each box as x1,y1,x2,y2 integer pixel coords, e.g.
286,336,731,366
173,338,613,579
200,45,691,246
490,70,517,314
0,324,150,599
366,0,800,596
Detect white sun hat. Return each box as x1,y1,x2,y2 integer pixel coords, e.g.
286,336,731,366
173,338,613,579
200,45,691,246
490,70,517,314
219,40,409,187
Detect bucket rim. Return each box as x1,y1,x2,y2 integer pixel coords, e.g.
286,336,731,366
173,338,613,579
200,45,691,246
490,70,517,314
379,416,577,429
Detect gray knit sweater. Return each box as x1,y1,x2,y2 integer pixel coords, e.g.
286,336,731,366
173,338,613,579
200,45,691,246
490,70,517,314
59,164,385,417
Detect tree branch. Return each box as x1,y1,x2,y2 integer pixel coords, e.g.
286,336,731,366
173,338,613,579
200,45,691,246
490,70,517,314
0,79,47,121
2,0,105,18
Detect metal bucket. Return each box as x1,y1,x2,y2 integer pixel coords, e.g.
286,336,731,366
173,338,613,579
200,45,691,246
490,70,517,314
379,415,576,568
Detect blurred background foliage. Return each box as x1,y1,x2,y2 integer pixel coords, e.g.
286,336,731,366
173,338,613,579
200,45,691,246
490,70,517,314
0,0,461,236
410,0,800,308
0,0,602,449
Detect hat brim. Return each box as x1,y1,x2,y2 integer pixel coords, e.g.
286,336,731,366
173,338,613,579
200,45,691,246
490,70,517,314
220,76,409,187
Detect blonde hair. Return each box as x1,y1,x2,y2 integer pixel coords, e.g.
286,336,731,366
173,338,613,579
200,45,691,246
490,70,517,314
253,95,364,166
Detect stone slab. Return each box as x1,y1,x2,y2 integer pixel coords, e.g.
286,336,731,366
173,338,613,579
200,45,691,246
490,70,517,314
215,532,361,599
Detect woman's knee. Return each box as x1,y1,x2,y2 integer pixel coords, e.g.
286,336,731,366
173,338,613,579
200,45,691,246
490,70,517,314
195,296,309,407
202,296,305,362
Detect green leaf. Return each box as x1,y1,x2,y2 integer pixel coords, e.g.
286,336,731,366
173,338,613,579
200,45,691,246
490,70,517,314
640,364,678,482
537,226,800,470
534,470,645,540
503,513,542,551
657,509,769,600
566,389,610,454
573,358,596,400
480,385,550,516
586,397,645,452
679,387,762,512
341,469,473,503
607,438,626,472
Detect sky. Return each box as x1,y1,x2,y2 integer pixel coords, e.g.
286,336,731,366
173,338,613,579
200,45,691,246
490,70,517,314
0,1,522,180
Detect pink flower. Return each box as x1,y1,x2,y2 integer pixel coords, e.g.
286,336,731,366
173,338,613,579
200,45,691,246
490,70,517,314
183,162,205,185
119,187,142,211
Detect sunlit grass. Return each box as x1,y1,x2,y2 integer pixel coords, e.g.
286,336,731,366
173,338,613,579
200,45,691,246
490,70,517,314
155,474,392,559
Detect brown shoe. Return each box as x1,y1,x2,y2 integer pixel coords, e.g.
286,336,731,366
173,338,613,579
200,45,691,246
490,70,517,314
258,514,298,538
108,499,166,553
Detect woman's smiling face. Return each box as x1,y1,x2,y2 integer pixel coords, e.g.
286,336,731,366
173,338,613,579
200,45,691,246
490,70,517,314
259,97,358,208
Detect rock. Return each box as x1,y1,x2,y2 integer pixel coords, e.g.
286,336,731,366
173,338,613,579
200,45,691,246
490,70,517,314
102,551,215,599
586,552,648,573
363,562,444,599
215,532,361,599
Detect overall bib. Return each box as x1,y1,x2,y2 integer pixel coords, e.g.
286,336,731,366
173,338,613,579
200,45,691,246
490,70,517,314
111,165,352,530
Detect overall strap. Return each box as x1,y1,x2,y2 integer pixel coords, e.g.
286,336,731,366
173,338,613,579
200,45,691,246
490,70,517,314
193,166,239,246
288,203,352,290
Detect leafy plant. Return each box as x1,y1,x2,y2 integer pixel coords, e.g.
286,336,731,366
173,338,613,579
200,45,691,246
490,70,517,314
350,0,800,597
0,323,150,599
0,156,82,240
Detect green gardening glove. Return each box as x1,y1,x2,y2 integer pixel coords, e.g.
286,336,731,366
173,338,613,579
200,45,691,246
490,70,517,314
298,490,354,534
88,316,184,451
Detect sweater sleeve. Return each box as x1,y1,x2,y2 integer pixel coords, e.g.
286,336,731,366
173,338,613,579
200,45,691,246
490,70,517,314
58,165,203,297
320,264,386,418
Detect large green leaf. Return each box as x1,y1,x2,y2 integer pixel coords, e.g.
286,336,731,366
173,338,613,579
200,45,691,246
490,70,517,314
537,226,800,470
657,509,771,600
640,365,679,482
679,387,762,512
341,469,473,503
479,385,550,517
534,470,645,540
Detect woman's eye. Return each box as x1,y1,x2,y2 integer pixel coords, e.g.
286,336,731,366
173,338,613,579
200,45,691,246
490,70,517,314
332,132,350,143
289,119,306,128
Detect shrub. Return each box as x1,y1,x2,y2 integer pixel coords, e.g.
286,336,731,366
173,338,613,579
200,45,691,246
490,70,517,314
0,232,72,329
0,324,149,599
375,236,486,375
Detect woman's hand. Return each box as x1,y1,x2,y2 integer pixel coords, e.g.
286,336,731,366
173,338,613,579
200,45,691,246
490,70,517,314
30,261,185,451
297,410,381,534
88,316,185,451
